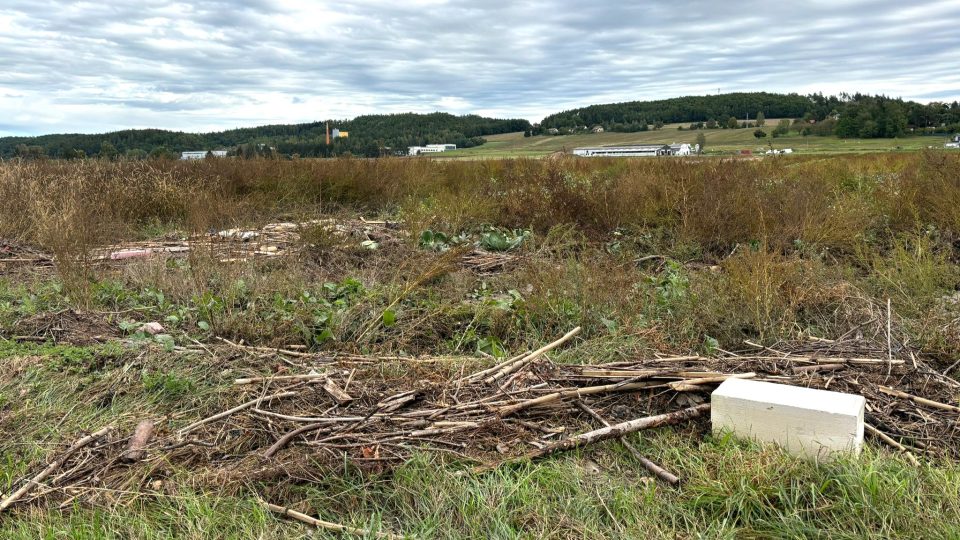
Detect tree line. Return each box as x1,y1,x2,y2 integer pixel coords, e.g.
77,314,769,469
0,113,531,159
538,92,960,139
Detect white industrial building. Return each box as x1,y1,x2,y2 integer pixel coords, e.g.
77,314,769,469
181,150,228,160
573,143,696,157
408,144,457,156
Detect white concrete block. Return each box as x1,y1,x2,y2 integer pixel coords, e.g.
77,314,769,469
711,378,865,460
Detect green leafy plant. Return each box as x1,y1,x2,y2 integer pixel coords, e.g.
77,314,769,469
479,228,529,252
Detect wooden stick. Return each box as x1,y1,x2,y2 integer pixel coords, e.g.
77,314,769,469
461,350,530,383
525,404,710,461
484,327,581,384
877,386,960,413
580,369,725,379
178,391,297,435
263,501,404,539
253,409,363,423
264,423,331,458
234,374,325,385
498,381,659,416
865,423,920,466
668,372,755,392
575,402,680,486
0,425,113,512
887,298,893,377
217,336,317,358
792,363,846,374
743,355,904,365
474,405,710,475
321,379,353,404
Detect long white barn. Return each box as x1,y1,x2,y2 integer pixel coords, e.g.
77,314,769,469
573,143,694,157
181,150,228,160
408,144,457,156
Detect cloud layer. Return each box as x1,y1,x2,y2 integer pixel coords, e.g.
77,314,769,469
2,0,959,135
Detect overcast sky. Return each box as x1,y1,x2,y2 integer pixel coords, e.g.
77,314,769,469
2,0,959,136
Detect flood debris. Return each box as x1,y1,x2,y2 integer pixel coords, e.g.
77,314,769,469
2,327,958,513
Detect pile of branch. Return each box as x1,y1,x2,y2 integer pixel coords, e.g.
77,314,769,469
3,327,958,517
86,218,404,264
0,238,53,268
459,248,522,274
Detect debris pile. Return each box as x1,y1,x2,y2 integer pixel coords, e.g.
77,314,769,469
3,327,958,515
2,218,520,274
91,218,404,263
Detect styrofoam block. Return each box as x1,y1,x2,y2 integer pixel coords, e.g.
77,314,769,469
711,378,865,460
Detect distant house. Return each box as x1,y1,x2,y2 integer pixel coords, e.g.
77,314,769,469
408,144,457,156
669,143,693,156
547,128,560,135
181,150,228,160
591,125,604,133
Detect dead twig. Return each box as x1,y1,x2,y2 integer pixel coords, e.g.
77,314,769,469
0,425,113,512
575,402,680,486
262,501,405,539
178,391,297,436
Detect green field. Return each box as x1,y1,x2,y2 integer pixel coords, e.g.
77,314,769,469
441,122,953,159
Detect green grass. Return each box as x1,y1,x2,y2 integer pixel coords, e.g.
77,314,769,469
439,124,951,159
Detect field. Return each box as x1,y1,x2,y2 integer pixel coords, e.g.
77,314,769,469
2,154,960,538
440,123,951,159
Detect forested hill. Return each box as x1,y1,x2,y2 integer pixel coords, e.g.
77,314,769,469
0,112,531,159
540,92,817,130
539,92,960,137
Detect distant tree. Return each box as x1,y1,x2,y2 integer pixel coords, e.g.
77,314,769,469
653,119,664,130
696,132,706,153
14,144,46,160
755,111,765,127
98,141,119,161
149,146,174,160
754,129,767,139
706,119,718,129
773,119,792,137
726,116,739,129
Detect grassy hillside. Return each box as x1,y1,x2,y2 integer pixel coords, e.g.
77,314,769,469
441,122,950,159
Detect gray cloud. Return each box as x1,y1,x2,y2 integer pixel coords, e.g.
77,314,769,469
1,0,959,135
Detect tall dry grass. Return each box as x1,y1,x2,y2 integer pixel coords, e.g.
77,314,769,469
2,151,958,265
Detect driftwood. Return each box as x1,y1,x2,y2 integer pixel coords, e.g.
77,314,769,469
667,372,755,392
121,420,155,462
11,326,960,512
234,374,326,385
498,381,658,416
322,379,354,404
0,425,113,512
523,404,711,461
877,386,960,413
477,327,581,384
475,405,710,474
